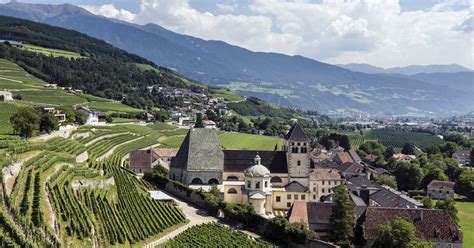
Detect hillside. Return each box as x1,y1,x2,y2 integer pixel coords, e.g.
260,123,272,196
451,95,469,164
0,2,472,115
338,63,472,75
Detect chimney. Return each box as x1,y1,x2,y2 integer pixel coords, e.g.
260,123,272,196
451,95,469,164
360,185,370,205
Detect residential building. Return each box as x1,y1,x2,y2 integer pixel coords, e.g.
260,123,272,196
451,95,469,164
152,148,178,168
129,149,160,174
393,153,416,162
203,120,217,129
359,207,462,247
427,180,455,199
0,90,13,101
452,150,471,166
309,168,345,202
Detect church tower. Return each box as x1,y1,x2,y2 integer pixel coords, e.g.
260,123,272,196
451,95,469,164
284,122,311,186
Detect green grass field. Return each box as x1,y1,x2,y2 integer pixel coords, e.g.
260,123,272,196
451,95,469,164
23,44,83,59
160,131,284,150
0,102,20,134
457,201,474,248
209,88,245,102
86,101,144,114
17,90,87,106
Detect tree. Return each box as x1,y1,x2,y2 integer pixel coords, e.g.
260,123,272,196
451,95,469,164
435,198,459,224
329,187,354,247
339,135,351,151
420,168,448,189
10,107,40,138
74,110,88,125
39,113,59,134
470,147,474,166
194,113,204,128
384,146,395,160
393,162,422,191
455,173,474,200
421,196,433,209
61,108,76,124
401,143,415,155
439,142,458,157
359,140,386,157
373,218,430,248
375,175,397,189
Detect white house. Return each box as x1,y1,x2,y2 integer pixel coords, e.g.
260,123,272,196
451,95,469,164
203,120,217,129
0,91,13,102
427,180,455,200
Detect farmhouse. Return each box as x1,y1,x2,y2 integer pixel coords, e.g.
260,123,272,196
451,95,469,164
129,149,160,174
0,90,13,102
427,180,455,199
359,207,462,247
170,123,351,215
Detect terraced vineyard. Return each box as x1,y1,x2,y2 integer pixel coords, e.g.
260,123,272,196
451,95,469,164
160,223,273,247
0,123,190,247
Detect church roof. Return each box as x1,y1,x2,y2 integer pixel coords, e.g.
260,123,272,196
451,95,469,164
284,122,309,141
285,181,308,192
244,159,271,177
223,150,288,173
170,128,224,171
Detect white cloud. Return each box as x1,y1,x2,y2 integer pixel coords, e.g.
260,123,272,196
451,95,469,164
84,0,473,68
216,3,237,12
80,4,136,23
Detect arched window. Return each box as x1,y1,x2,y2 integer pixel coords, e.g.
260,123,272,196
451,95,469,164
226,176,239,181
256,182,261,189
208,178,219,185
227,188,238,194
191,178,203,184
271,176,282,183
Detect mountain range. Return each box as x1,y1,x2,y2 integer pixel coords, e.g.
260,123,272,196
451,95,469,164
337,63,472,75
0,1,472,116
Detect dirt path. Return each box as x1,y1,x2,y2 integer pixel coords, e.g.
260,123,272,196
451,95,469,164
3,152,39,196
31,125,78,142
142,196,261,248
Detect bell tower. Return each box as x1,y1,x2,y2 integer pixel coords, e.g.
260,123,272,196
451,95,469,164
284,122,311,186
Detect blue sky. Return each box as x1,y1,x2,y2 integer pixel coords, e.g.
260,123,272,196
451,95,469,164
5,0,473,68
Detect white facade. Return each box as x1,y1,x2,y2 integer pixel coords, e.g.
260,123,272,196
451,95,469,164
0,91,13,101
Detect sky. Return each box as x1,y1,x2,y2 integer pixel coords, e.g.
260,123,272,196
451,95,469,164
4,0,474,69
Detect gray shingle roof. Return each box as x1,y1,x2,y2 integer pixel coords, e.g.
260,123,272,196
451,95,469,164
285,181,308,192
285,122,309,141
171,128,224,171
223,150,288,173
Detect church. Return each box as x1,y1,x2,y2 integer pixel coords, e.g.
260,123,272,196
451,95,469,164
169,123,345,216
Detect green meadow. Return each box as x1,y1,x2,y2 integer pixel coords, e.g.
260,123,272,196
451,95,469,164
23,44,84,59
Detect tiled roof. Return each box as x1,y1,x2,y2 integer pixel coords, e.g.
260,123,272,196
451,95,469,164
152,148,178,158
309,168,342,181
427,180,455,190
129,150,156,169
348,150,362,162
288,201,308,225
363,207,462,243
340,162,365,173
223,150,288,174
171,128,224,171
285,181,308,192
336,152,354,164
370,187,421,208
284,122,309,141
313,159,339,169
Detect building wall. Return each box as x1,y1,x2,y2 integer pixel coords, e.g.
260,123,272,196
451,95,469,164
272,191,308,210
183,170,223,185
287,141,311,185
223,184,244,204
428,188,454,199
309,179,345,202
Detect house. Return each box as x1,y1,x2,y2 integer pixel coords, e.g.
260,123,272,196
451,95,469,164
452,150,471,166
308,168,345,202
333,150,361,165
43,107,66,123
393,153,416,162
144,112,155,122
0,90,13,102
178,116,193,126
427,180,455,199
45,84,58,89
203,120,217,129
359,207,462,247
310,148,330,162
152,148,178,168
0,39,23,47
129,149,160,174
80,107,106,126
364,154,378,163
288,201,335,239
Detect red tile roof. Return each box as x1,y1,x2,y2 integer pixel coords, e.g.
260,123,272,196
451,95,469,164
362,207,462,243
336,152,354,164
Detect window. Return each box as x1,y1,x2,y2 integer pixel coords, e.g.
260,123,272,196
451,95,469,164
276,196,281,202
328,181,331,186
287,202,291,208
227,188,238,194
297,142,300,146
322,180,325,185
322,188,325,193
303,143,306,146
227,176,239,181
271,176,282,183
439,190,442,193
313,187,316,192
297,160,301,166
313,195,316,200
264,181,268,188
294,194,299,200
256,182,261,189
287,194,291,200
247,181,251,188
301,195,305,200
291,142,294,146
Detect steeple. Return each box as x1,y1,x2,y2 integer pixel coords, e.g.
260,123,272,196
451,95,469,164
285,122,309,141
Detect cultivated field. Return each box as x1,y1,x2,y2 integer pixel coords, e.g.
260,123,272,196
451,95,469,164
23,44,83,59
160,223,273,247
